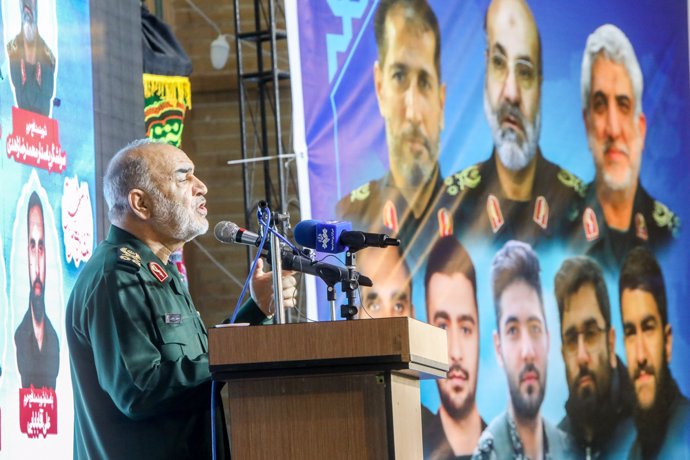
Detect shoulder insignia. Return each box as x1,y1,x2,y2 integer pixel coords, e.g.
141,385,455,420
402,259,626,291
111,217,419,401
382,200,399,233
148,262,169,283
583,207,599,242
652,201,681,237
635,213,648,241
437,207,453,237
557,169,586,198
533,196,549,230
486,194,504,233
445,165,481,197
116,246,141,271
350,183,370,202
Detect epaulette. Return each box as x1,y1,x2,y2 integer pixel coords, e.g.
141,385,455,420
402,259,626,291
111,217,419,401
444,165,481,197
115,246,142,273
557,169,586,198
652,200,681,237
349,182,370,202
6,37,18,55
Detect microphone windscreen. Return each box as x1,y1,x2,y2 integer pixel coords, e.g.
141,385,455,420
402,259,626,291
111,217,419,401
293,219,319,247
214,221,239,243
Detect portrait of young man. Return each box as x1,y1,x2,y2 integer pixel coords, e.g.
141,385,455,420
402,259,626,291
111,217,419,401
619,246,690,459
422,236,485,460
554,256,635,458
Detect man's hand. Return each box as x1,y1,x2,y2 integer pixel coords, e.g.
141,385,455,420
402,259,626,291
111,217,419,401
250,258,298,317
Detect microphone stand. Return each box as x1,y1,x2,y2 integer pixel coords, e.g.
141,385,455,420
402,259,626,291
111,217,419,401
269,210,291,324
340,250,359,320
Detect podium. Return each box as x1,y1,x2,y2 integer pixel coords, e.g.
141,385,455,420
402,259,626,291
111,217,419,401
209,317,448,459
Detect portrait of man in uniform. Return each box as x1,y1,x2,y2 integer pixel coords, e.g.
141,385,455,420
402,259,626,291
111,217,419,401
14,191,59,389
619,247,690,459
356,245,413,319
474,240,571,460
439,0,584,248
422,236,485,460
575,24,680,271
6,0,57,116
554,256,634,458
337,0,447,267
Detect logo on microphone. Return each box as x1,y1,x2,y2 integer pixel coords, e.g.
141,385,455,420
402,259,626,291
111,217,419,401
317,228,331,251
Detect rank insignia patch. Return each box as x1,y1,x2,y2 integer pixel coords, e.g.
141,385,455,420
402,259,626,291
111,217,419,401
635,213,648,241
487,194,504,234
383,200,399,233
583,207,599,242
437,207,453,237
149,262,169,283
533,196,549,230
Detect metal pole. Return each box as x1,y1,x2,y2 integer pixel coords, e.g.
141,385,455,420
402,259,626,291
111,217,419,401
270,231,285,324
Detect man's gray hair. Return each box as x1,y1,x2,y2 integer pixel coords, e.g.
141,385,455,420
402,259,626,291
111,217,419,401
581,24,643,116
103,138,162,223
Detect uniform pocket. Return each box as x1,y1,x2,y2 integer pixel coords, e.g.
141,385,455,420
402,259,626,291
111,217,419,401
155,315,205,361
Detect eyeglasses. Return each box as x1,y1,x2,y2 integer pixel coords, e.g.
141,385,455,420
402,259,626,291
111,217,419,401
488,52,538,90
562,324,607,356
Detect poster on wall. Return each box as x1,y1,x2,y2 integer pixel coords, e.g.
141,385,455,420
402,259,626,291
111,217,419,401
0,0,96,457
289,0,690,457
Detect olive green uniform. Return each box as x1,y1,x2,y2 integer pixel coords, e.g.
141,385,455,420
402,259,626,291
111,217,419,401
570,182,680,272
439,151,585,248
66,226,265,459
7,32,56,116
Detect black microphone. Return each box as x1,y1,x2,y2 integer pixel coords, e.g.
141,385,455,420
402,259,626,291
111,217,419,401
214,221,262,247
280,251,372,287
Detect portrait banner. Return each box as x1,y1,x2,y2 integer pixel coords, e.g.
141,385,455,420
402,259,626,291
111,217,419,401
289,0,690,457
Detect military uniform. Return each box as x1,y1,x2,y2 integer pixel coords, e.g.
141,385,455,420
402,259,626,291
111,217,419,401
472,411,574,460
422,405,486,460
558,355,635,460
336,167,446,271
7,32,56,116
439,151,585,249
14,308,59,388
66,226,265,460
571,182,680,272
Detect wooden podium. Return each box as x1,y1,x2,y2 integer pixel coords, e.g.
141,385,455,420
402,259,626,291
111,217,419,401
209,317,447,460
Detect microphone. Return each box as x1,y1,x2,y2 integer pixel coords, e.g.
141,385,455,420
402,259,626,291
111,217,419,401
293,220,400,253
214,221,262,247
281,251,372,287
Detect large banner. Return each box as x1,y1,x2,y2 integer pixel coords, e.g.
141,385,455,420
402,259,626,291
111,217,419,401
290,0,690,457
0,0,95,457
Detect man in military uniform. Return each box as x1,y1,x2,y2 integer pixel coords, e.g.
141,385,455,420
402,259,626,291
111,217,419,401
474,241,572,460
15,191,59,389
422,237,485,460
554,256,635,458
7,0,56,116
619,247,690,459
336,0,447,269
440,0,584,249
574,25,680,271
66,139,296,459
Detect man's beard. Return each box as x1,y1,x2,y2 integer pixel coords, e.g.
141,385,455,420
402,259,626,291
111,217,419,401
390,125,438,189
633,355,675,458
565,366,613,441
22,2,37,43
151,191,208,242
30,279,45,323
509,363,545,420
438,363,475,420
484,90,540,172
589,135,634,192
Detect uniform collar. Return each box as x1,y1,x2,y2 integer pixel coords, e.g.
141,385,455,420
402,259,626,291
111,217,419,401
107,225,181,283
